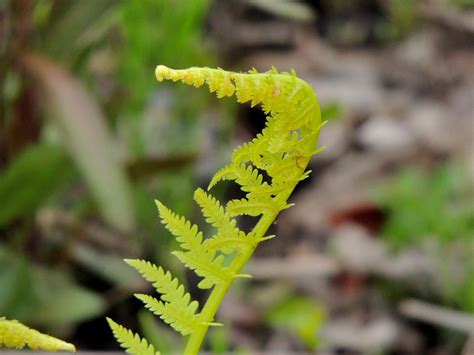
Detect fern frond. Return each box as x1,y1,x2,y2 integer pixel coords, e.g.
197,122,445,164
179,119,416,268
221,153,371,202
109,65,323,355
0,317,76,352
107,318,158,355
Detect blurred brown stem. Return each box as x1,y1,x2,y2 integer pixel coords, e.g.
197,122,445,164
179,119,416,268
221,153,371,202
399,299,474,333
463,335,474,355
37,208,130,254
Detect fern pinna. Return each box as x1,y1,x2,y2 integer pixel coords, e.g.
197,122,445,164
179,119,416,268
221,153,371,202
108,65,324,354
0,317,76,352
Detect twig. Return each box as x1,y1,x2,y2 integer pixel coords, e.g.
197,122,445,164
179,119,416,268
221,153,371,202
399,299,474,333
37,208,128,252
463,334,474,355
246,254,340,279
421,1,474,35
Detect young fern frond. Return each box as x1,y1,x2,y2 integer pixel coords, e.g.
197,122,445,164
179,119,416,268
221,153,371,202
0,317,76,352
109,65,323,355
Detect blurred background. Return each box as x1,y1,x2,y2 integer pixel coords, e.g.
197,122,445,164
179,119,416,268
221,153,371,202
0,0,473,354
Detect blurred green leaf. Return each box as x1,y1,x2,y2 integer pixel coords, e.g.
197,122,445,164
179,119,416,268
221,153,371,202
376,0,419,41
0,144,70,226
119,0,212,119
126,154,196,180
208,326,229,354
32,267,106,327
0,252,36,319
22,53,136,233
265,296,325,350
451,0,474,8
321,102,344,122
373,163,474,311
374,164,474,249
0,246,106,328
42,0,118,60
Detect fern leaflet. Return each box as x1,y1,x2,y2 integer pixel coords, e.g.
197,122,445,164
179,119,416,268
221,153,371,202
107,318,158,355
0,317,75,352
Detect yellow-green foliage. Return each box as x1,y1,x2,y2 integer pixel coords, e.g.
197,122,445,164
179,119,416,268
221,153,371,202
109,66,324,354
0,317,76,352
107,318,159,355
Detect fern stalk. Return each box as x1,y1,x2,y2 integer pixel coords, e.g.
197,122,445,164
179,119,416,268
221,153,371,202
109,65,323,355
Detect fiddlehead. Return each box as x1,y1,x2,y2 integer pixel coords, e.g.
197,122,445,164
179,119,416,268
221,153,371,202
109,66,324,354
